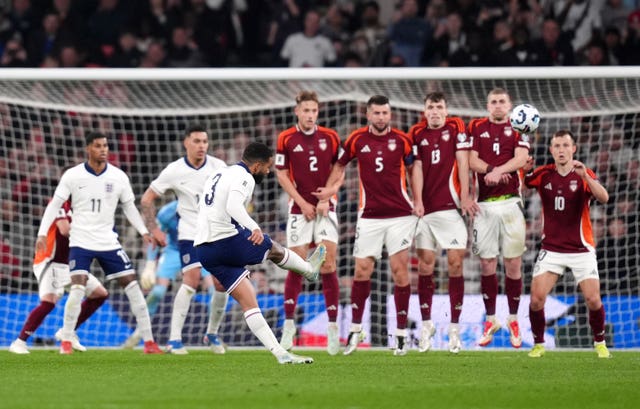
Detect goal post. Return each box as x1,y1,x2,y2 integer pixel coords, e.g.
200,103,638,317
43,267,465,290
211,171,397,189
1,67,638,350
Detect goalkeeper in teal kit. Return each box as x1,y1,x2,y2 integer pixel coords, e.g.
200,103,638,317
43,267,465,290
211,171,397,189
122,200,224,353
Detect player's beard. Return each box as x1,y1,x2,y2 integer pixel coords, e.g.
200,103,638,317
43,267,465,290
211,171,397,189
252,173,265,184
371,123,389,133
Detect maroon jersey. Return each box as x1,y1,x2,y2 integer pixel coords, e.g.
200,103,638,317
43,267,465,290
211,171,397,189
338,126,413,219
410,117,470,215
525,165,597,253
33,200,71,265
467,118,530,201
275,125,341,215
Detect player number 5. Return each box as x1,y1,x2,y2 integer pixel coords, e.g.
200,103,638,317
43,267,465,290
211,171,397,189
375,157,384,172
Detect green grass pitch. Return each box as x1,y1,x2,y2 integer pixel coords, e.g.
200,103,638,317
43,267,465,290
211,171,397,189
2,349,639,409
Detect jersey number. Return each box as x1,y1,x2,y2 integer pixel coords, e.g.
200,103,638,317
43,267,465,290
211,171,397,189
116,249,132,267
375,157,384,172
91,199,101,212
554,196,565,211
309,156,318,172
204,174,222,206
492,143,500,155
431,149,441,164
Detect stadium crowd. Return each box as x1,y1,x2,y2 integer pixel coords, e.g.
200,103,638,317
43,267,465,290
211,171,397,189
0,0,640,68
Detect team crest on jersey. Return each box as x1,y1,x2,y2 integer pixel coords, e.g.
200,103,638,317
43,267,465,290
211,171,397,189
318,139,327,151
504,127,513,137
520,133,530,143
569,180,578,192
388,139,397,151
105,183,113,193
441,130,450,141
457,133,467,143
182,254,191,264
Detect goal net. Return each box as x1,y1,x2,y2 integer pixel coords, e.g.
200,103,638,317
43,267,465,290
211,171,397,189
1,68,638,351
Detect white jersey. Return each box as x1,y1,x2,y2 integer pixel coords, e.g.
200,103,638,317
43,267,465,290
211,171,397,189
194,163,256,245
150,155,226,241
53,163,135,251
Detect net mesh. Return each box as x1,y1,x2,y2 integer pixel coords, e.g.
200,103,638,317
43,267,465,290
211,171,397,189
1,70,638,350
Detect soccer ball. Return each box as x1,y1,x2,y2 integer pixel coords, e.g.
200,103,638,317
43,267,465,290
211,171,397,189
509,104,540,134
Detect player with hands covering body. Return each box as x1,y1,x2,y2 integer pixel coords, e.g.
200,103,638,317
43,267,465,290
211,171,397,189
140,125,228,354
194,142,326,364
314,95,417,356
524,130,611,358
35,132,162,354
409,92,479,354
467,88,530,348
275,91,342,355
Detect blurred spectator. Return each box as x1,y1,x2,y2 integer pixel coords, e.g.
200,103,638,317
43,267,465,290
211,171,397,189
581,40,609,65
353,1,386,51
431,12,467,66
7,0,36,41
548,0,603,53
141,0,183,40
1,34,28,66
250,268,277,294
494,25,538,65
621,9,640,64
601,0,632,35
167,26,205,67
267,0,305,64
0,233,21,279
603,26,624,65
530,17,576,65
280,9,335,67
108,30,142,68
187,0,231,67
57,44,84,67
87,0,131,64
26,12,61,66
387,0,432,67
138,40,166,67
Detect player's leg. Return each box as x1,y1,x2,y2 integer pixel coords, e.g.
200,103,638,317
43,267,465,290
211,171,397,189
10,263,62,354
528,270,558,358
267,241,325,280
575,253,611,358
389,248,411,356
416,247,436,352
61,249,93,354
203,273,228,354
281,242,309,351
167,240,202,354
447,249,465,354
501,200,526,348
320,240,340,356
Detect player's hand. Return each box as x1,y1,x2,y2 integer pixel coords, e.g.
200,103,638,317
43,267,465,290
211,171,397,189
300,201,316,220
316,200,330,217
142,233,155,248
150,227,166,247
573,160,587,178
35,235,47,254
311,187,335,201
499,173,512,184
461,197,480,218
522,156,534,173
412,201,424,217
140,259,157,290
248,228,264,245
484,170,502,186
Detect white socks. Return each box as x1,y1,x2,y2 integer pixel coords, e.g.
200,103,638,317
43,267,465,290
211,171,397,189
206,290,229,335
124,281,153,342
169,284,195,341
62,284,84,340
244,308,287,357
276,248,311,275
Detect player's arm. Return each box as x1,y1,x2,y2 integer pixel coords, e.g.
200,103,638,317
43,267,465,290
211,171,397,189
226,188,263,245
574,161,609,204
456,150,480,217
55,219,71,237
276,168,316,221
140,187,166,246
411,159,424,217
36,195,66,253
312,161,346,201
121,199,152,246
484,146,529,186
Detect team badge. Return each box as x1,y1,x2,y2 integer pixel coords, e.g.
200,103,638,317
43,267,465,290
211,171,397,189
441,130,450,142
388,139,397,151
182,254,190,264
569,180,578,192
319,139,327,151
520,133,530,143
105,183,113,193
457,133,467,143
504,128,513,137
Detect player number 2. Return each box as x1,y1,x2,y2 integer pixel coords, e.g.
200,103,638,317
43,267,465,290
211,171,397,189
554,196,565,211
309,156,318,172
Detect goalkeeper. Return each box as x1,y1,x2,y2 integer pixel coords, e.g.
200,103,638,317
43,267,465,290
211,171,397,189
122,200,225,353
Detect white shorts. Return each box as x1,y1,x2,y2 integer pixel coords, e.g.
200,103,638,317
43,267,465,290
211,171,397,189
415,209,468,251
353,215,418,259
533,250,599,284
286,212,339,247
34,262,103,299
472,197,526,259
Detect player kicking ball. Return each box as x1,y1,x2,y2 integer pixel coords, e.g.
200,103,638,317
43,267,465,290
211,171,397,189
195,142,325,364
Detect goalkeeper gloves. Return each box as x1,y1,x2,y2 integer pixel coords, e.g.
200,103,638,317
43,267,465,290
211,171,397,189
140,259,157,290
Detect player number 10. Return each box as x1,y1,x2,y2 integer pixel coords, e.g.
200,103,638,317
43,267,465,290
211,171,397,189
554,196,565,211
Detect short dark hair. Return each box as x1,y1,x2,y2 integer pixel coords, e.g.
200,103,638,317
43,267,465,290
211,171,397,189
85,131,106,145
424,92,447,104
295,90,319,105
367,95,389,109
551,129,576,144
242,142,273,165
185,124,207,139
